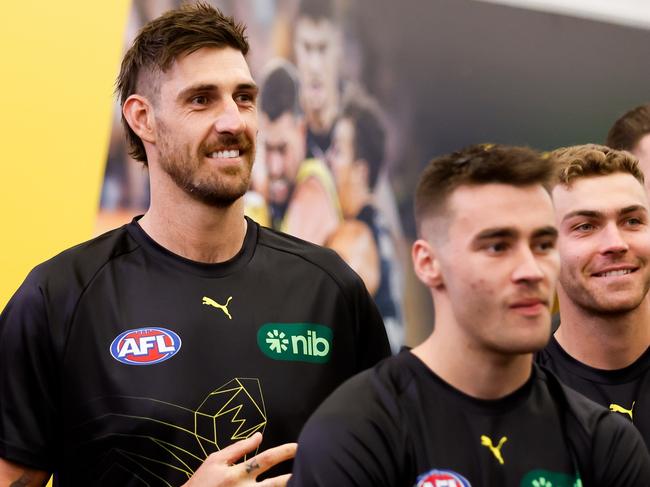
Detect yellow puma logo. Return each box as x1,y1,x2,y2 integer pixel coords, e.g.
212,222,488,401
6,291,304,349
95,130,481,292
202,296,233,320
480,435,507,465
609,401,635,420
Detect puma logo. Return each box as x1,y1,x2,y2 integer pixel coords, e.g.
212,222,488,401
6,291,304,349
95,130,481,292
609,401,635,420
480,435,507,465
202,296,233,320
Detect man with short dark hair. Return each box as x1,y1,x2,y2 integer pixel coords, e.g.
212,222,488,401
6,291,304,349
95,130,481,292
607,104,650,193
538,144,650,447
0,4,389,486
290,144,650,486
258,61,340,244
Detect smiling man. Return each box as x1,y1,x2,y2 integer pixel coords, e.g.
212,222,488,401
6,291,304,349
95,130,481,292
290,144,650,486
0,3,389,486
538,144,650,448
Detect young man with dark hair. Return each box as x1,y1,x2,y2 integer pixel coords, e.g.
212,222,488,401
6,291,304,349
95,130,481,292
538,144,650,447
326,93,404,352
290,144,650,486
607,104,650,193
0,3,390,486
258,60,340,244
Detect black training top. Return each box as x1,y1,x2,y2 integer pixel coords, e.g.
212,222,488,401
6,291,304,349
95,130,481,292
538,335,650,449
0,217,390,486
290,351,650,487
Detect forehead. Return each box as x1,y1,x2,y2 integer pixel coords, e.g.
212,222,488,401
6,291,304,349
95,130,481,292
262,112,299,140
447,183,554,238
552,173,648,219
295,17,337,43
158,46,253,97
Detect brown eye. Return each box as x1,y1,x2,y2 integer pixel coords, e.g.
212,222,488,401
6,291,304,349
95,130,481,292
191,95,209,105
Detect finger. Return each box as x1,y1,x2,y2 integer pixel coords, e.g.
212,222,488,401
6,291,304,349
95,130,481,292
215,432,264,465
239,442,297,478
257,473,292,487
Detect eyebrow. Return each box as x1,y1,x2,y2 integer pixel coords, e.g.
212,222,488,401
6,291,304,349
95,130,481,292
475,228,518,240
532,226,558,239
562,205,647,223
474,226,557,241
176,82,259,102
620,205,647,216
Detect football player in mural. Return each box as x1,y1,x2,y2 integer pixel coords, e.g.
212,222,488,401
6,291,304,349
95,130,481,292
326,92,404,352
258,60,340,244
293,0,342,159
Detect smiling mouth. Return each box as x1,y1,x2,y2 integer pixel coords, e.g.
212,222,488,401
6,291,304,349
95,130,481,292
208,149,240,159
592,268,637,277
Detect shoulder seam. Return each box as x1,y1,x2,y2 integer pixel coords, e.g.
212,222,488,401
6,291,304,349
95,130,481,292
60,244,142,360
258,235,359,315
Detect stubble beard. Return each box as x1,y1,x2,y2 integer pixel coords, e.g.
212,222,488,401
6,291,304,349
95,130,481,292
559,269,650,317
157,122,254,209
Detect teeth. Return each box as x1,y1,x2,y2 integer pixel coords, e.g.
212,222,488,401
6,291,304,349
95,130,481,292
598,269,633,277
209,150,239,159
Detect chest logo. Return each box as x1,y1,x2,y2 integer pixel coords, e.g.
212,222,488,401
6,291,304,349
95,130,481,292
415,469,472,487
609,401,635,420
110,327,182,365
202,296,233,320
257,323,332,364
480,435,507,465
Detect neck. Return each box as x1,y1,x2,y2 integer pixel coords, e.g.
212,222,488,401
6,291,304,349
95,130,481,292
412,301,532,400
139,169,247,264
306,99,337,135
555,293,650,370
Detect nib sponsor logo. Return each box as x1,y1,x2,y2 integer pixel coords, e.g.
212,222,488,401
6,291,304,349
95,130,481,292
257,323,332,364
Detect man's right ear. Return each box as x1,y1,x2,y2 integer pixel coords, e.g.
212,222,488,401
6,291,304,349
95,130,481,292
412,239,444,289
122,94,156,144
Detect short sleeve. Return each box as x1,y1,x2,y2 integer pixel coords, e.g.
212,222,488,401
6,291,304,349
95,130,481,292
350,277,391,371
592,410,650,486
0,271,59,471
289,370,403,487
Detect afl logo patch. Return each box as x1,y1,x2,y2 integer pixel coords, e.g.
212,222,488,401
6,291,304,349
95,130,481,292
415,469,471,487
110,327,181,365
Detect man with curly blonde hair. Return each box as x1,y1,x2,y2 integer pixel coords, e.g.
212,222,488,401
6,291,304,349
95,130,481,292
539,143,650,447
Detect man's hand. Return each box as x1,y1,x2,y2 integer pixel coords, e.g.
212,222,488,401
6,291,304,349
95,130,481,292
0,458,49,487
183,433,296,487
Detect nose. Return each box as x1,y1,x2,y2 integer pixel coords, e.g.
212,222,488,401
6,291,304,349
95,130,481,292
599,222,629,255
267,150,283,178
511,246,545,284
214,98,245,135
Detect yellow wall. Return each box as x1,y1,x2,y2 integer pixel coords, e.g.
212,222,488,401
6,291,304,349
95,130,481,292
0,1,130,309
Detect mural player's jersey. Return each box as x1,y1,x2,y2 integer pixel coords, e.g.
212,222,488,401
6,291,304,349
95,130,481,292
290,351,650,487
357,204,404,353
0,217,390,486
538,335,650,449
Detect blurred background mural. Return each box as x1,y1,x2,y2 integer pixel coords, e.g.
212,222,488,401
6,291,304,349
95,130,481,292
3,0,650,349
